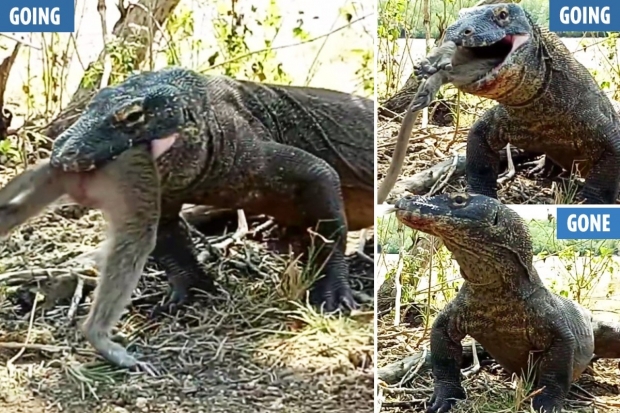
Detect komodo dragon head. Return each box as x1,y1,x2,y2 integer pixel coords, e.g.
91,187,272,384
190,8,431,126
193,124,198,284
50,68,197,172
394,193,538,285
442,3,537,101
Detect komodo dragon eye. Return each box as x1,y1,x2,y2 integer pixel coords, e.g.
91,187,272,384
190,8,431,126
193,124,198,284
498,10,508,20
124,110,144,124
114,104,145,126
452,194,468,206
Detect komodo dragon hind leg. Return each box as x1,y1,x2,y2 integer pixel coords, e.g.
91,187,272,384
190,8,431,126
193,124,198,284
592,318,620,359
580,145,620,204
465,108,505,199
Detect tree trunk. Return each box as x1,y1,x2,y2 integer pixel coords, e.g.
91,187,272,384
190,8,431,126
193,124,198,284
0,43,20,139
40,0,181,141
378,341,487,384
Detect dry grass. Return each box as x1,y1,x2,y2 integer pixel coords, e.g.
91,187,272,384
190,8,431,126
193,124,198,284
377,318,620,413
0,166,375,413
376,116,578,205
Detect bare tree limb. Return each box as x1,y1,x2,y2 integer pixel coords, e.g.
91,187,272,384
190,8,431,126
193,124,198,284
0,43,20,140
40,0,181,140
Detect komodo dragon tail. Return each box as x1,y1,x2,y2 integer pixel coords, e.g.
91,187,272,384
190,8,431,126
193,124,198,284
593,318,620,359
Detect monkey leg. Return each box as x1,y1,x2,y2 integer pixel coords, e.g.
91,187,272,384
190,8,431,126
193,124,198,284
150,213,218,315
80,144,161,368
80,218,158,368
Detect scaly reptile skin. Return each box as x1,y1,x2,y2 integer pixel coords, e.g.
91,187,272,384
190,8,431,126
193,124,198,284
418,3,620,204
49,67,374,312
394,193,620,413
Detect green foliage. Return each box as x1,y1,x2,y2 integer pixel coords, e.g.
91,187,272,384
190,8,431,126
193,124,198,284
81,35,142,88
528,218,620,256
209,0,292,83
377,214,417,254
378,0,606,39
164,8,198,66
352,48,375,96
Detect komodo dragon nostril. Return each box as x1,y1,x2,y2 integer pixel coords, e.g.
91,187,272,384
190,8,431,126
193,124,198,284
463,28,474,36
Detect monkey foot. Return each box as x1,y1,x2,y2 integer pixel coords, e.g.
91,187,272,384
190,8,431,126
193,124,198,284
525,156,563,179
83,330,145,370
309,275,358,313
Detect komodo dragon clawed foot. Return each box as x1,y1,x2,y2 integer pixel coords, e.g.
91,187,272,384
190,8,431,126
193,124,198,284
309,271,357,313
149,216,219,317
426,383,466,413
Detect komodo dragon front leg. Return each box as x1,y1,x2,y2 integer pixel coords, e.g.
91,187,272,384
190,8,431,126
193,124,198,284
425,304,467,413
231,140,353,312
150,210,218,314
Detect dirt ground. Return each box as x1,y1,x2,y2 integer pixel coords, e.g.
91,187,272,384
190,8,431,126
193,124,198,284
377,317,620,413
0,165,375,413
376,114,575,205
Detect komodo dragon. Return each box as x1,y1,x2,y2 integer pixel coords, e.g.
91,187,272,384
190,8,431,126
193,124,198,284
47,67,374,312
416,3,620,204
393,192,620,413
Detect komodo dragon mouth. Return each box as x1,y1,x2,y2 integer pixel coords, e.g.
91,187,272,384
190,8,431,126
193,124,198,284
459,33,530,84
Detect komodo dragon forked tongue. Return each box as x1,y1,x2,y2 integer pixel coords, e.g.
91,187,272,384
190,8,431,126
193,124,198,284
392,192,620,413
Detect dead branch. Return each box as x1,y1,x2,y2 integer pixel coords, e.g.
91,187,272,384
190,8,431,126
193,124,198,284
387,147,544,199
212,210,249,249
393,258,404,326
377,341,487,384
40,0,182,140
0,43,20,140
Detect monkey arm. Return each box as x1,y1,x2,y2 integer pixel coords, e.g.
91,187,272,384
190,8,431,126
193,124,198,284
0,162,66,238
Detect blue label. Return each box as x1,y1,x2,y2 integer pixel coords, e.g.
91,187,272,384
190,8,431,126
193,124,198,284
556,207,620,239
549,0,619,32
0,0,74,33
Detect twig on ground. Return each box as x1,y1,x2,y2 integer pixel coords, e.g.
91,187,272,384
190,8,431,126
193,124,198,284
377,386,385,412
393,256,404,326
67,275,85,322
212,209,249,250
7,297,38,371
497,143,516,184
398,346,428,387
0,268,75,283
250,218,275,235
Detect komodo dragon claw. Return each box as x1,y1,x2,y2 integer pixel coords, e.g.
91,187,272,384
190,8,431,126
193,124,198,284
310,274,358,313
426,385,466,413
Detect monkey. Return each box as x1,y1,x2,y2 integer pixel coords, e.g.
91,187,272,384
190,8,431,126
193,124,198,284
377,41,503,204
0,144,164,369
